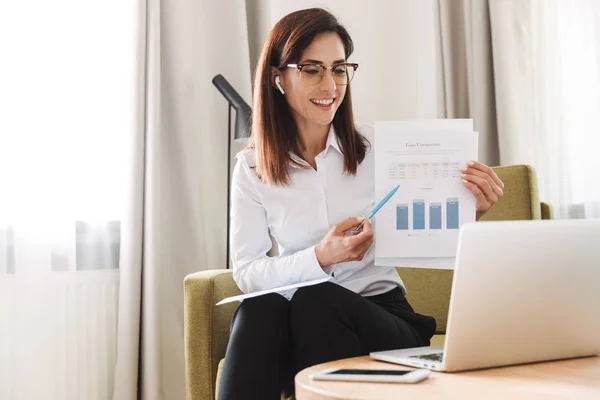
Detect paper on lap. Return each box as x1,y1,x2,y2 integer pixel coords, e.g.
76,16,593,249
216,276,332,305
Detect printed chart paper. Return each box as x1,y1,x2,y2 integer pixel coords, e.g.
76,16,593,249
374,120,478,268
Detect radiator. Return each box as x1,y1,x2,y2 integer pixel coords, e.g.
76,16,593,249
0,270,119,400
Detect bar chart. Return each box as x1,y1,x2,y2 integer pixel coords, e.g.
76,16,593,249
395,198,460,230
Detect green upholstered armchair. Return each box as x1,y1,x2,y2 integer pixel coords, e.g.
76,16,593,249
184,164,552,399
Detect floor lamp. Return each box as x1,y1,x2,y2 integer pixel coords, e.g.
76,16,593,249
212,74,251,269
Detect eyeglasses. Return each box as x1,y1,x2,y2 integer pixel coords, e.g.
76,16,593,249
286,62,359,86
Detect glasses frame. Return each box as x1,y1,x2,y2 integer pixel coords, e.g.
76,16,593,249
286,62,359,86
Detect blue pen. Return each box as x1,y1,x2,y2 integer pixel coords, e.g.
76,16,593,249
356,184,400,231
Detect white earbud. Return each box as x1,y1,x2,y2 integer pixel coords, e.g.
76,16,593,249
275,76,285,95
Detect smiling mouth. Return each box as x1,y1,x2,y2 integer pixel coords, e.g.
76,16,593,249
310,98,335,106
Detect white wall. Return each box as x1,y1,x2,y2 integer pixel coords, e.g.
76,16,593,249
246,0,443,122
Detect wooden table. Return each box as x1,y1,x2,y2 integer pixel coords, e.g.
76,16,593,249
295,355,600,399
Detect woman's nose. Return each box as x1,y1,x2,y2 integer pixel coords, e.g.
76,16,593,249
319,68,337,92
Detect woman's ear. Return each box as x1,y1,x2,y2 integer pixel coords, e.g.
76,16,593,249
275,76,285,95
270,67,285,94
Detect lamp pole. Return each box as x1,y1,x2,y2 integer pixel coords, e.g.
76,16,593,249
226,104,232,269
212,74,251,270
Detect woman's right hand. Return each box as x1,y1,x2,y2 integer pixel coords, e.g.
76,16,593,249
315,217,374,269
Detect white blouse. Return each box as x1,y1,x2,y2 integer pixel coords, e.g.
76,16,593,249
230,123,405,297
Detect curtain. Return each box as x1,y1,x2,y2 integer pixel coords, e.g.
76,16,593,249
113,0,253,399
490,0,600,218
437,0,500,166
0,1,138,398
1,0,252,398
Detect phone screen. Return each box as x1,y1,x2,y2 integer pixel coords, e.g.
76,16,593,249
327,369,412,376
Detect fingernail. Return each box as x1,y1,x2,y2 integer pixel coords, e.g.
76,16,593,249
460,167,467,172
468,161,475,166
462,179,468,184
461,174,467,178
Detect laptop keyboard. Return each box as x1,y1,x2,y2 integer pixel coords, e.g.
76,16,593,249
409,352,444,362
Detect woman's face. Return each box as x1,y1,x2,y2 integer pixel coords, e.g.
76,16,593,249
276,32,348,129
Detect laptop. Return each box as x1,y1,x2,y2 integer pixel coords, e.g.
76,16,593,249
370,219,600,372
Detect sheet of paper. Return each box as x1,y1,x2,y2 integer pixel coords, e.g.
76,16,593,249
374,121,478,267
216,276,332,305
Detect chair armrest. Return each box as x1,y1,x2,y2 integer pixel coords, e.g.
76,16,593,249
541,202,553,219
184,270,241,400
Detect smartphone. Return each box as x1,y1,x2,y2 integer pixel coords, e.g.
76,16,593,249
310,368,431,383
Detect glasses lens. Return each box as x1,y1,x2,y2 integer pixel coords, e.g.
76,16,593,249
298,64,356,86
300,65,324,86
332,64,354,85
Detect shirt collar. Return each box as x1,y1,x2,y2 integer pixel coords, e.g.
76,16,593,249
289,125,342,168
325,125,343,155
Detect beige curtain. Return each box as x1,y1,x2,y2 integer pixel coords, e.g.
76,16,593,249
488,0,600,218
113,0,252,399
437,0,500,166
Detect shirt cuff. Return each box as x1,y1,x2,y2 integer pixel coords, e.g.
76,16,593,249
297,245,331,281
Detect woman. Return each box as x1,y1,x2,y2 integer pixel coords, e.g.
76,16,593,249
219,8,504,400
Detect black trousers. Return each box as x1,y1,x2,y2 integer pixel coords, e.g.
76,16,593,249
218,282,436,400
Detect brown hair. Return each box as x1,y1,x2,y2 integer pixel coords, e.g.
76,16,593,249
248,8,369,186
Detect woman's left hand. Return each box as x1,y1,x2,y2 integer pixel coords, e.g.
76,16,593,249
461,161,504,218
